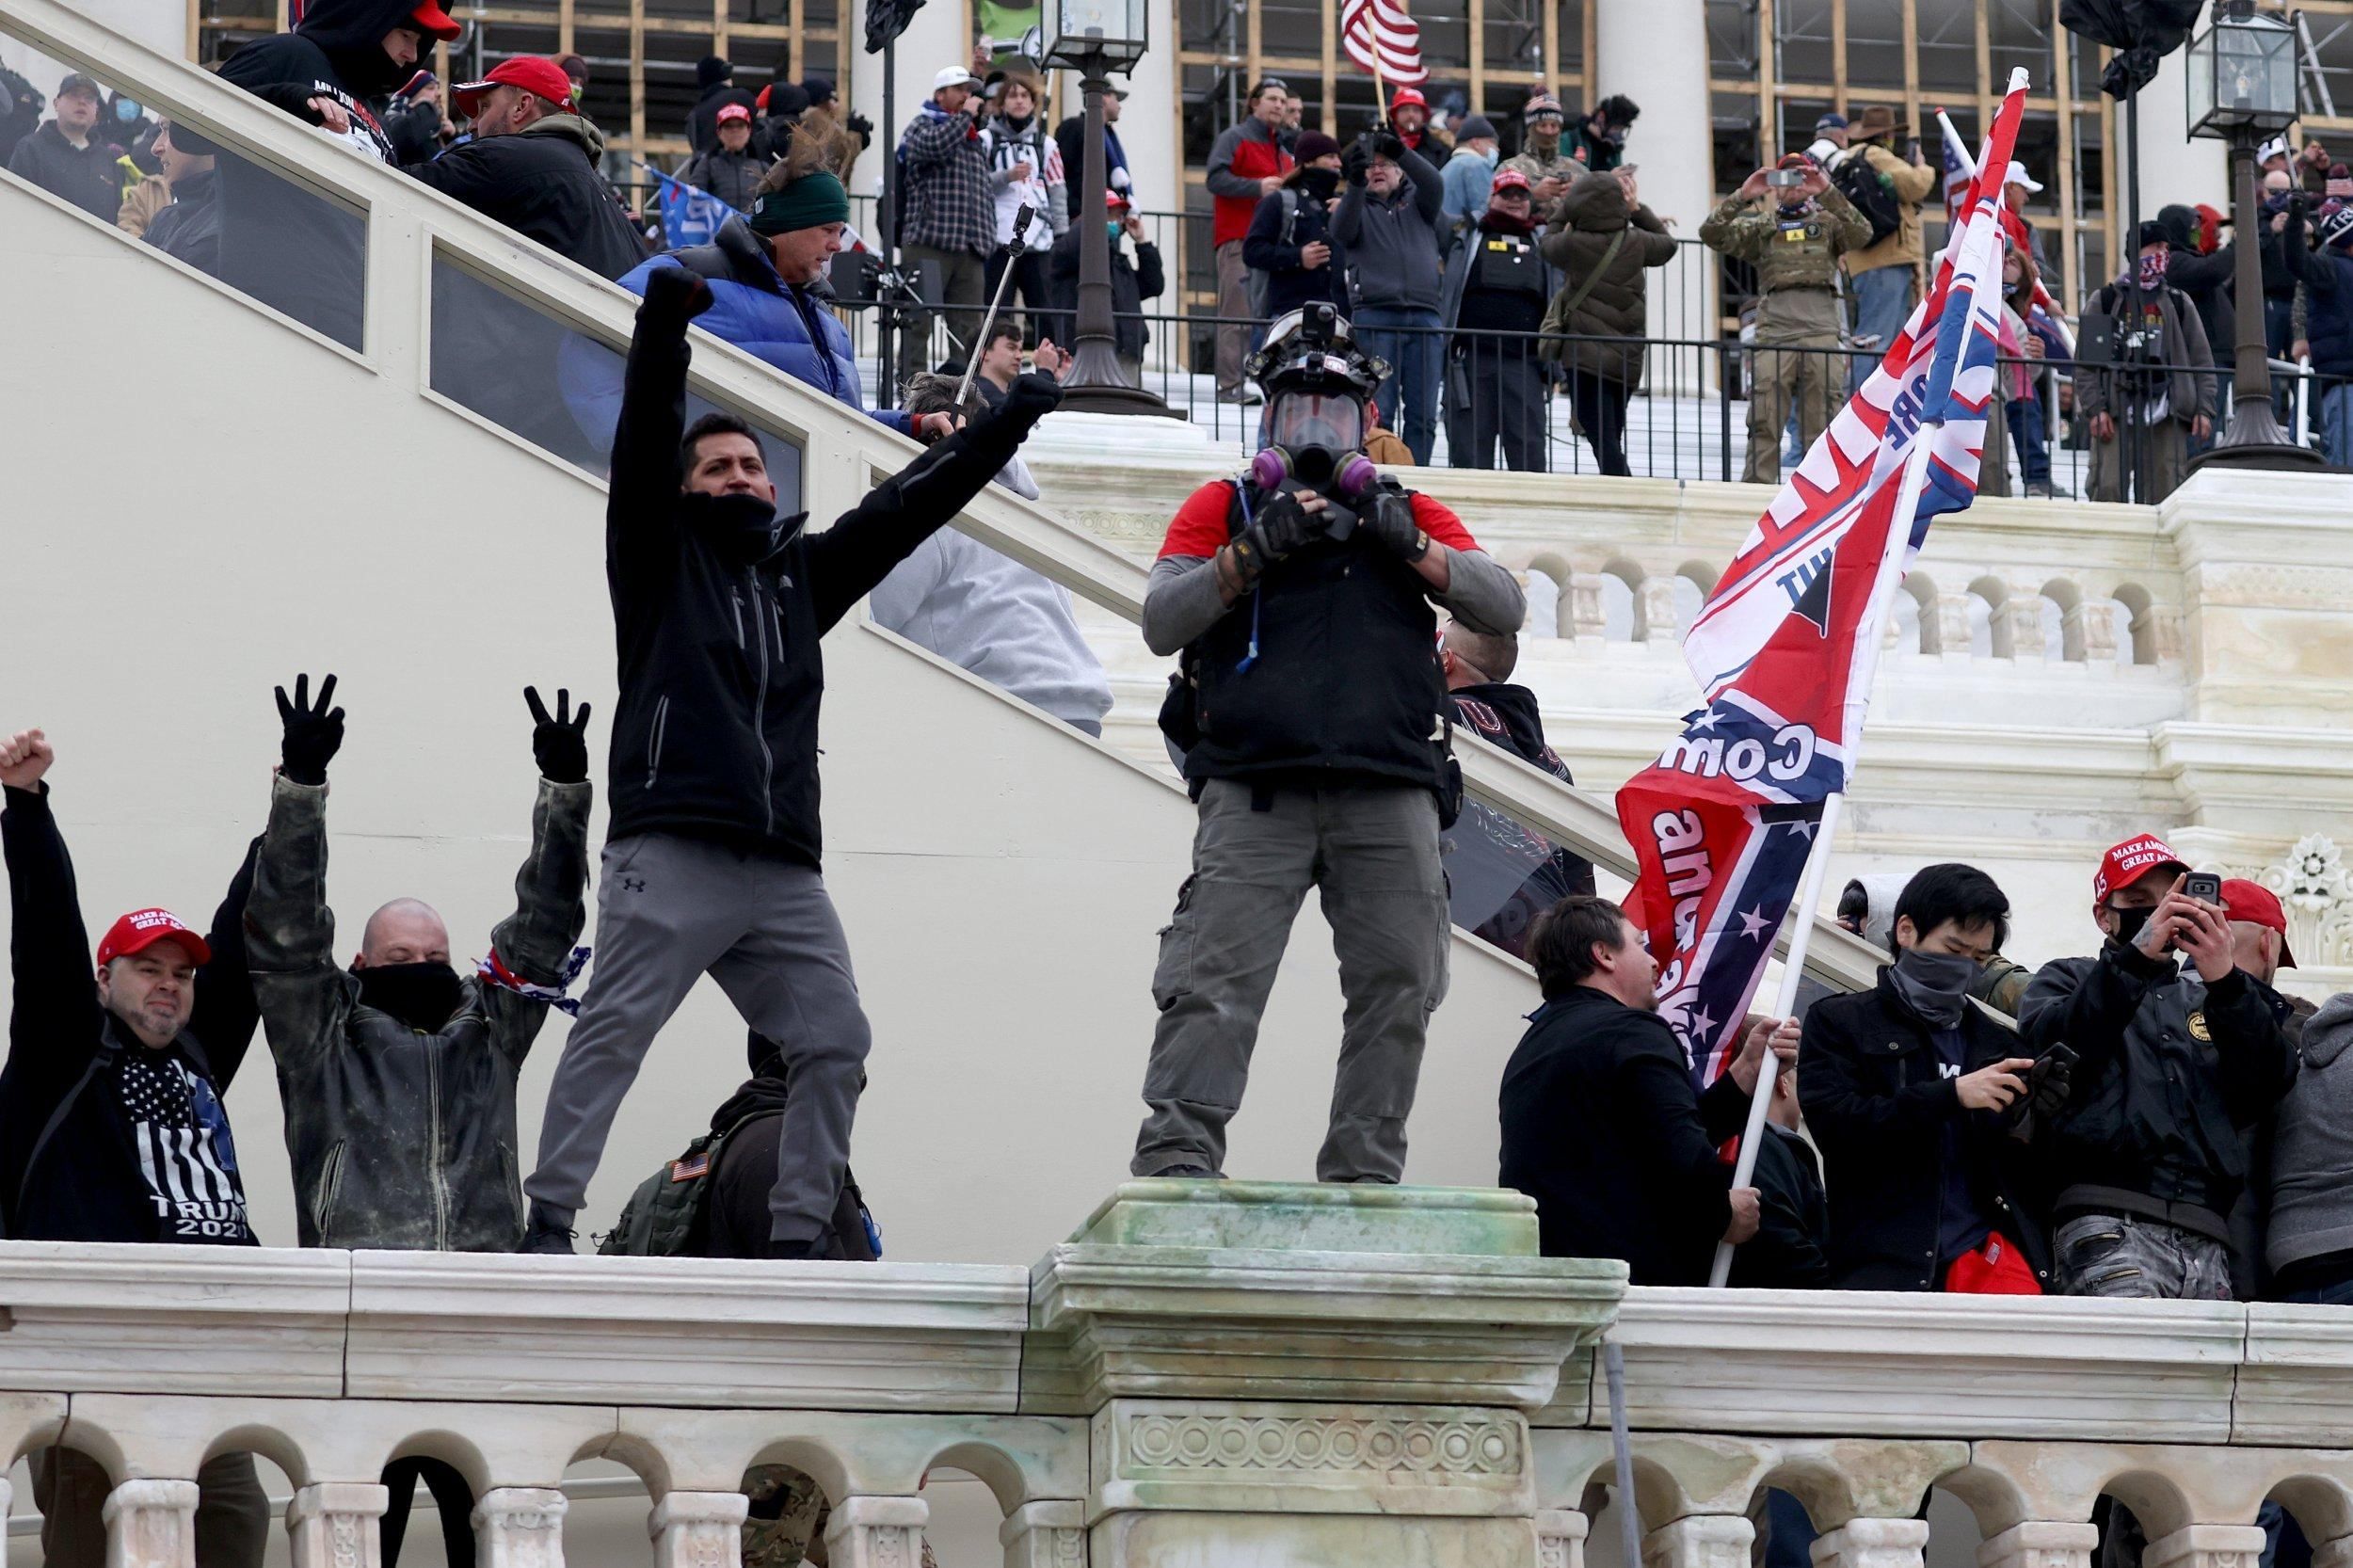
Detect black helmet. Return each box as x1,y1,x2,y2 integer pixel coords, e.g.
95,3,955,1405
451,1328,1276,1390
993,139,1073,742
1245,303,1388,404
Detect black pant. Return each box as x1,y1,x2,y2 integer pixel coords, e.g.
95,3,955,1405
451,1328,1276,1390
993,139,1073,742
1447,343,1547,472
984,248,1062,345
1567,368,1632,476
382,1456,476,1568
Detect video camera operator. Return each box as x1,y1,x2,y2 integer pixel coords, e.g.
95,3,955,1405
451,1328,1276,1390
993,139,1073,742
2077,222,2216,504
1131,305,1525,1184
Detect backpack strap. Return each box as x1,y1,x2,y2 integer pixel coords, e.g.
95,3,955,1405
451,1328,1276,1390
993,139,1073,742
19,1033,122,1222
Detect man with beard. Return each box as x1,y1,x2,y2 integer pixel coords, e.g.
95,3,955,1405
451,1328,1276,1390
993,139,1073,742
171,0,461,345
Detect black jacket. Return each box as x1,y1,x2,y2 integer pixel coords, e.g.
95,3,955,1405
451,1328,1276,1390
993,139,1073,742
1,784,262,1243
687,84,761,154
1499,985,1750,1284
1047,230,1164,362
1243,184,1347,320
680,141,767,214
180,0,419,348
407,115,648,280
2157,205,2237,356
602,276,1057,864
704,1031,878,1260
2022,941,2296,1225
1445,681,1593,958
144,166,221,275
1799,968,2054,1289
6,120,121,222
1731,1125,1830,1289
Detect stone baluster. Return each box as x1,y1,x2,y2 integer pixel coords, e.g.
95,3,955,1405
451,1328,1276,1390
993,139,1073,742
1998,594,2048,660
2144,605,2185,662
2311,1534,2353,1568
1934,596,1975,658
1978,1522,2100,1568
1538,1507,1590,1568
1643,1512,1754,1568
1567,573,1610,640
2142,1525,2268,1568
288,1481,390,1568
1636,577,1678,643
649,1491,749,1568
2063,600,2117,662
1522,568,1563,640
823,1495,930,1568
104,1478,200,1568
1000,1498,1086,1568
1812,1517,1930,1568
473,1485,568,1568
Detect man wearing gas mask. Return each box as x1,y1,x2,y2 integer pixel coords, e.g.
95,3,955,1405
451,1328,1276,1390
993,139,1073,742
2019,834,2295,1300
1134,305,1526,1184
245,674,596,1253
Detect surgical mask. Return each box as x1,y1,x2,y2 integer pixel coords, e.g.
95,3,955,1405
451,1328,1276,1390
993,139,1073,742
117,99,141,121
2137,252,2169,291
355,961,465,1032
1890,947,1977,1029
1107,221,1122,241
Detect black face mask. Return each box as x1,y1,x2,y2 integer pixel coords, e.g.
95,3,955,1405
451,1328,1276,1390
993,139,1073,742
2108,902,2155,950
1299,166,1341,201
1890,947,1977,1029
356,961,465,1032
683,490,786,565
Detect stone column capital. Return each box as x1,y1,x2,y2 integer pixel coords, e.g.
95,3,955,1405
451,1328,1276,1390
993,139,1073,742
2142,1524,2269,1568
104,1478,200,1568
1812,1515,1931,1568
648,1489,749,1568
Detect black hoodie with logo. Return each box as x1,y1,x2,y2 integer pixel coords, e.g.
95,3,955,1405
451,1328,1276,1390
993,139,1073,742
177,0,419,346
1444,680,1595,957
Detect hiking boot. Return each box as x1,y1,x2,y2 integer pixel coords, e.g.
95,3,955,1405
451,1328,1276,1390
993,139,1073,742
520,1203,578,1256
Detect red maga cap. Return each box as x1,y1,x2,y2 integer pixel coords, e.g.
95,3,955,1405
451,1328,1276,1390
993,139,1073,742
2220,878,2298,968
1492,167,1531,193
454,56,575,116
1391,87,1427,109
96,908,211,969
407,0,462,41
716,102,753,124
2093,833,2187,904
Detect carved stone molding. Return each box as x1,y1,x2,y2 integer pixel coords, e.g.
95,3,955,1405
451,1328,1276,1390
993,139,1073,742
472,1485,567,1568
1539,1506,1591,1568
103,1478,200,1568
1121,1410,1521,1476
822,1495,928,1568
648,1489,749,1568
288,1481,390,1568
1977,1521,2100,1568
1001,1498,1088,1568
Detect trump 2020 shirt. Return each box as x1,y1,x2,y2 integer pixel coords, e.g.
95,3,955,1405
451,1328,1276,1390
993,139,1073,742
119,1048,254,1244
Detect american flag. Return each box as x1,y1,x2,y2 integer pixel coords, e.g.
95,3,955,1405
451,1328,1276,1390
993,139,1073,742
1615,70,2029,1088
1941,113,1973,224
1340,0,1429,86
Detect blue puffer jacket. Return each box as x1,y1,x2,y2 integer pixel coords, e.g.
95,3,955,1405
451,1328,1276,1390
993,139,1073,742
559,216,910,457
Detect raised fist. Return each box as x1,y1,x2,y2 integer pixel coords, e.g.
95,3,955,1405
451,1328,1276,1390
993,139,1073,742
0,729,54,792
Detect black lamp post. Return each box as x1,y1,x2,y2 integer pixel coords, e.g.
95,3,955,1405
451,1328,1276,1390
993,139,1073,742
2186,0,2325,469
1043,0,1180,415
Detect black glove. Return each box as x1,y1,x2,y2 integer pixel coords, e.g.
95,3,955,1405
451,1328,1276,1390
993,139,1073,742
2023,1044,2077,1126
1342,140,1371,187
1361,490,1429,562
275,673,344,786
845,111,873,143
998,369,1064,431
525,686,593,785
1374,131,1406,163
1230,491,1322,582
641,264,713,323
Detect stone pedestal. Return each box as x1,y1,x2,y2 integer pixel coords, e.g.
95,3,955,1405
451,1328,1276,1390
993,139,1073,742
1538,1507,1591,1568
287,1481,390,1568
1643,1513,1756,1568
1001,1499,1087,1568
1813,1517,1930,1568
823,1495,929,1568
1978,1521,2101,1568
1032,1181,1625,1568
104,1478,200,1568
648,1490,749,1568
2143,1526,2269,1568
472,1485,567,1568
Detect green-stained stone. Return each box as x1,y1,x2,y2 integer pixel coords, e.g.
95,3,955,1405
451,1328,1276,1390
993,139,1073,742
1067,1180,1543,1258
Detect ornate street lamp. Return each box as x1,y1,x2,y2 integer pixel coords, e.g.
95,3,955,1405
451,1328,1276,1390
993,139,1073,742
2186,0,2324,468
1043,0,1179,415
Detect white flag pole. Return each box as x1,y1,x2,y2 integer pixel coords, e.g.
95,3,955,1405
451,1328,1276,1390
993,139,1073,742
1705,429,1938,1288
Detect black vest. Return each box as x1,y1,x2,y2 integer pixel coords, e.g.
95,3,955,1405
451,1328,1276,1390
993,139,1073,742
1176,482,1453,795
1473,231,1546,297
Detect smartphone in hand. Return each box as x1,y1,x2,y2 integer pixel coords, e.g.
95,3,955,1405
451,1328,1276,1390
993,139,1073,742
2184,872,2223,905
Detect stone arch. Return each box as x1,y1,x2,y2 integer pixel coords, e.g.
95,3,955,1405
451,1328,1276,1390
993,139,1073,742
1934,1458,2039,1538
737,1435,856,1511
918,1438,1050,1516
1528,551,1576,638
2112,582,2156,665
199,1421,314,1490
1603,557,1646,642
1677,559,1722,597
2094,1466,2199,1540
376,1427,500,1499
2041,577,2088,661
1898,572,1940,655
1967,574,2013,658
2267,1473,2353,1545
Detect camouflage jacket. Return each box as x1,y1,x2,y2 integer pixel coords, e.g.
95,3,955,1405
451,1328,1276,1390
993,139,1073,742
1700,185,1870,341
741,1465,941,1567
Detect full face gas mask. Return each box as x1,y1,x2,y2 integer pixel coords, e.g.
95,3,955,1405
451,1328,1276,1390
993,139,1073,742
1242,304,1389,521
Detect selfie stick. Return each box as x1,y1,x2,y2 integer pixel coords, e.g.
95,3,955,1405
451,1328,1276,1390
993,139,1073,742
955,203,1036,412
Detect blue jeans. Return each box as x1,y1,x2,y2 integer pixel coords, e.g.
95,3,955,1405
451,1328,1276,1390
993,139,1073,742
1849,265,1914,362
1355,305,1442,465
2322,382,2353,467
2006,393,2051,488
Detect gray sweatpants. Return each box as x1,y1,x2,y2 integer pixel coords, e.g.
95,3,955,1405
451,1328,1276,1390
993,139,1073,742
32,1448,268,1568
1132,779,1450,1183
525,833,872,1245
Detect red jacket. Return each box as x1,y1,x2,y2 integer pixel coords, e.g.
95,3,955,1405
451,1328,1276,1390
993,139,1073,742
1207,119,1293,248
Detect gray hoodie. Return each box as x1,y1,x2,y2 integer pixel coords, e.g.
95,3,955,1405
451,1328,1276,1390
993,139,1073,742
2265,992,2346,1274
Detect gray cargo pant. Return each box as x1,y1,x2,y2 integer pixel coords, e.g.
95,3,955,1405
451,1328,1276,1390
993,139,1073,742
526,833,872,1246
32,1447,268,1567
1132,779,1450,1183
2053,1211,2234,1301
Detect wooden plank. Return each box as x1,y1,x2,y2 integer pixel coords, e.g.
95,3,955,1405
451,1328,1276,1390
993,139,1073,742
1973,0,1993,136
2052,22,2078,313
2099,47,2117,284
1832,0,1846,113
1581,0,1596,107
1543,0,1559,103
184,0,199,60
712,0,727,67
1246,0,1263,103
1899,0,1920,149
1321,0,1338,131
629,0,645,164
558,0,573,54
1471,0,1487,112
1757,0,1777,155
1176,49,1321,70
787,0,802,80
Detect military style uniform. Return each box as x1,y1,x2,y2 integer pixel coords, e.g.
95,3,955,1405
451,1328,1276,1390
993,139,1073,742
1502,141,1581,201
1700,184,1871,483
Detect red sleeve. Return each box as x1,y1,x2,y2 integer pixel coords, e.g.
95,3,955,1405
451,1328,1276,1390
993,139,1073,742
1158,480,1239,560
1410,490,1481,553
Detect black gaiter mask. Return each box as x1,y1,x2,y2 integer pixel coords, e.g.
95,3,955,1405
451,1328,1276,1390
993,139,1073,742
356,962,465,1032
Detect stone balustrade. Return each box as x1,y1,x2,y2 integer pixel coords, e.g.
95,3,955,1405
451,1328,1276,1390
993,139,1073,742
15,1185,2353,1568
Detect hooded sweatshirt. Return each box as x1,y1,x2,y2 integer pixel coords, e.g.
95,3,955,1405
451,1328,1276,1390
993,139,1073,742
178,0,422,348
406,113,646,280
2265,991,2353,1276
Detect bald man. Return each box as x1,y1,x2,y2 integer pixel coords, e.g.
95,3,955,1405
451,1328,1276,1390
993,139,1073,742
244,676,595,1253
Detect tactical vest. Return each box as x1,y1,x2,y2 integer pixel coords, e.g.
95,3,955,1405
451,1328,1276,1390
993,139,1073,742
1176,481,1454,798
1474,231,1546,297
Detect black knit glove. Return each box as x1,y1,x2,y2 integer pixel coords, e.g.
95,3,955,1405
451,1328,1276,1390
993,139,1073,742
996,370,1064,435
1361,491,1429,561
845,112,873,143
641,264,713,324
1231,492,1321,582
525,686,593,784
1374,131,1405,162
275,673,344,786
2022,1044,2077,1126
1342,140,1371,188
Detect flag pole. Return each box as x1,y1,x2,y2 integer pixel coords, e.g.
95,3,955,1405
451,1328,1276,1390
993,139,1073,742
1705,431,1939,1288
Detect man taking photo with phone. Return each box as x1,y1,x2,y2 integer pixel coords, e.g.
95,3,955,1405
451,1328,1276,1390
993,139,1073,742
2021,835,2296,1300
